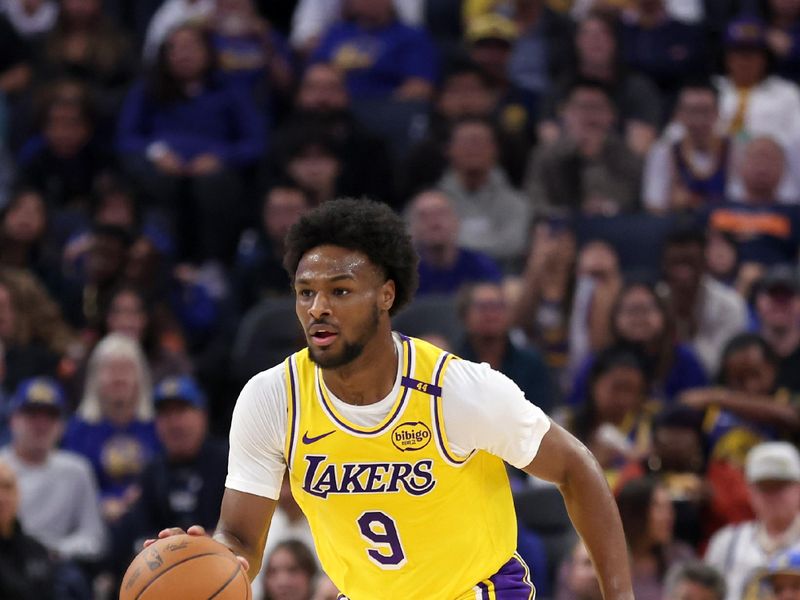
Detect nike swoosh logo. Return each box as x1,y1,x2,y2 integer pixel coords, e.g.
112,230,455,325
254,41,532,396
302,430,335,445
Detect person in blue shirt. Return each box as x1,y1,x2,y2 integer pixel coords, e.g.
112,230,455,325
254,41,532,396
310,0,437,101
117,22,266,263
62,333,160,523
406,189,502,297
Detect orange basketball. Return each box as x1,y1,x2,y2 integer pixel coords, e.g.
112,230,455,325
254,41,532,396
120,534,252,600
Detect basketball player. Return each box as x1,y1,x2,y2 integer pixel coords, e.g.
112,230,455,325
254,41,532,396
150,199,633,599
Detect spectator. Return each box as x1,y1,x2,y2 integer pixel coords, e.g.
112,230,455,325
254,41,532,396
464,13,539,139
705,441,800,600
102,286,192,382
568,281,708,407
399,60,531,198
706,137,800,272
0,459,55,600
762,0,800,82
0,272,62,392
278,130,341,207
0,187,60,289
18,80,112,210
234,182,311,310
663,561,727,600
0,377,105,576
511,219,577,385
659,227,748,374
681,333,800,469
617,477,696,600
62,333,159,522
437,117,531,269
211,0,294,100
643,80,731,213
619,0,706,104
406,189,502,297
261,540,317,600
112,375,227,576
508,0,575,98
36,0,135,112
60,223,132,329
616,406,753,550
566,345,654,486
141,0,214,63
705,230,740,290
310,0,437,101
555,539,602,600
456,280,554,414
272,63,394,206
716,16,800,204
568,240,622,371
1,0,57,39
538,11,661,156
117,23,266,263
525,79,642,217
754,265,800,393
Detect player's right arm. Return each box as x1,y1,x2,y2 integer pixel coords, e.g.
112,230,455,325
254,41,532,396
213,489,277,580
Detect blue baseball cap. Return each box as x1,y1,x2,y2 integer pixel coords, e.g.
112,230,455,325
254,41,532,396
154,376,206,410
725,17,767,51
10,377,66,414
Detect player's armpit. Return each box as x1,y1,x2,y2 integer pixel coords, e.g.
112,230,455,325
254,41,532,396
213,487,277,581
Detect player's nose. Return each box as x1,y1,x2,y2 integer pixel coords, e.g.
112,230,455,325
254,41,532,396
308,292,332,320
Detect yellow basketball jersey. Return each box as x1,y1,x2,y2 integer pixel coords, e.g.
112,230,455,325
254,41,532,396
283,335,518,600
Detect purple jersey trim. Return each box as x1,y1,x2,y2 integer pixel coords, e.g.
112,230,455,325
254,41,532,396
286,356,299,467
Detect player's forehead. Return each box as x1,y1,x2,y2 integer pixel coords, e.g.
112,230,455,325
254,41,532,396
295,245,379,282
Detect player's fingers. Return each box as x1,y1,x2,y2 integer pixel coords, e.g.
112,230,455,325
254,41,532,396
157,527,186,539
186,525,206,536
236,556,249,573
143,538,156,548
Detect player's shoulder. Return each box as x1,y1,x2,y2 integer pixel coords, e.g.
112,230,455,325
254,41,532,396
235,362,290,413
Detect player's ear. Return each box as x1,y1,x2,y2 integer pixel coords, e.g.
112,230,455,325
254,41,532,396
380,279,395,313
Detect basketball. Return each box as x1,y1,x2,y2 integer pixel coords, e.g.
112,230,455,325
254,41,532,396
120,534,252,600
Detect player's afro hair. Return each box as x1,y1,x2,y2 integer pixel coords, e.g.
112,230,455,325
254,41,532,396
283,198,419,316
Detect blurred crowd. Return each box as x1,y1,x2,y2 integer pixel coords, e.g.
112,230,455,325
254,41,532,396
0,0,799,598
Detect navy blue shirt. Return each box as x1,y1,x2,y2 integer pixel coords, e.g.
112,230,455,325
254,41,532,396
620,17,706,95
311,20,437,98
416,248,502,296
705,202,800,267
116,78,266,167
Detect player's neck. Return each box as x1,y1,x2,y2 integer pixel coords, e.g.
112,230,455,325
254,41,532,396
322,329,398,406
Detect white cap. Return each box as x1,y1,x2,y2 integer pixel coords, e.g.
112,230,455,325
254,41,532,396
745,442,800,484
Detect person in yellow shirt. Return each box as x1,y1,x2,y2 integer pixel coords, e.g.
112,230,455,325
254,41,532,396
149,198,633,600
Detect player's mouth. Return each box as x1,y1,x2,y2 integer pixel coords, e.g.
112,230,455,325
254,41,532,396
309,326,339,347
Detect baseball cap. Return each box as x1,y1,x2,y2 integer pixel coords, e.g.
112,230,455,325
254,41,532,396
465,14,518,45
757,264,799,297
10,377,66,414
154,375,206,410
745,442,800,484
725,17,767,51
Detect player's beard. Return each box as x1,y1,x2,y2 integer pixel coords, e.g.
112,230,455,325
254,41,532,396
308,304,381,369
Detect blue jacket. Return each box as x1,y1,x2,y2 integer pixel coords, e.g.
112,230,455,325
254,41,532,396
116,76,266,167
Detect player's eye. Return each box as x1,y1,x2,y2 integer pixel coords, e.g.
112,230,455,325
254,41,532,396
297,288,314,298
333,288,350,296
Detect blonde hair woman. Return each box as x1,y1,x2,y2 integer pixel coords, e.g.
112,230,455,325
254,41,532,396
62,334,160,521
